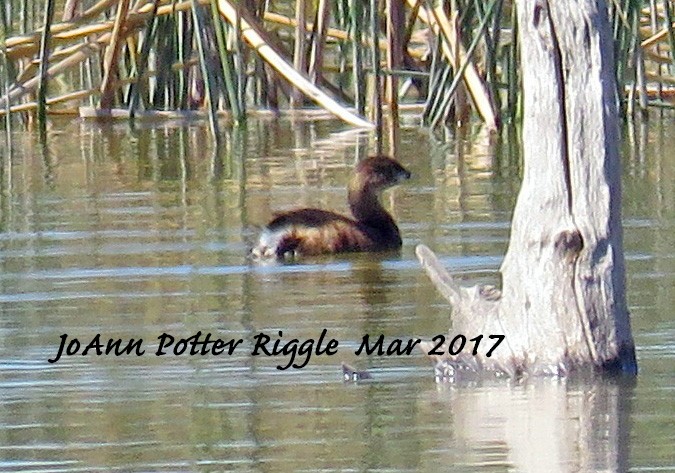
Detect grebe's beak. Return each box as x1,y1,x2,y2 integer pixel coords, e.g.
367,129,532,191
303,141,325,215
399,169,412,182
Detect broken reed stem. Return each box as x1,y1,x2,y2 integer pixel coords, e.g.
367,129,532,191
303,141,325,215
216,0,373,127
99,0,131,109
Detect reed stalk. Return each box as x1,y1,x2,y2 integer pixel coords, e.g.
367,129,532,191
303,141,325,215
332,0,350,96
308,0,329,85
210,0,241,121
37,0,56,137
647,0,663,99
506,3,519,123
62,0,79,21
191,0,220,142
128,0,160,117
350,0,366,115
632,10,649,116
233,2,246,118
1,1,14,133
20,0,29,34
386,0,404,130
369,0,383,151
290,0,307,107
175,6,190,109
486,0,503,113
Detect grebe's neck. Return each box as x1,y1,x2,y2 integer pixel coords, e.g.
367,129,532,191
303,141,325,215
347,175,397,230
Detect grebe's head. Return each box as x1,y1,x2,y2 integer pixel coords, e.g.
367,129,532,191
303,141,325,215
354,155,411,191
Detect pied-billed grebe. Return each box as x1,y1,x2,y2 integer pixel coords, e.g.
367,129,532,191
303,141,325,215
252,155,411,259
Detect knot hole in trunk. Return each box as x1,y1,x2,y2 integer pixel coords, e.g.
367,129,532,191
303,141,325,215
554,229,584,257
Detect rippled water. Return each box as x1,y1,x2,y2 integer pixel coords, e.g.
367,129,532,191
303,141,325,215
0,117,673,472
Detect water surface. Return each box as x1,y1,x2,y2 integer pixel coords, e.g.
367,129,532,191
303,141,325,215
0,117,673,472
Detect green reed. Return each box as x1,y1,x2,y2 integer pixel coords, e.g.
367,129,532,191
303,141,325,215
36,0,55,139
505,3,519,124
128,0,159,118
369,0,383,152
210,0,241,121
1,2,13,134
349,0,366,116
191,0,220,141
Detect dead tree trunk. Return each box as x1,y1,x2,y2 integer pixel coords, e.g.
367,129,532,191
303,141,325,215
417,0,637,378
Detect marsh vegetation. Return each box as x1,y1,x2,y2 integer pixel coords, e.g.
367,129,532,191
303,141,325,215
2,0,675,145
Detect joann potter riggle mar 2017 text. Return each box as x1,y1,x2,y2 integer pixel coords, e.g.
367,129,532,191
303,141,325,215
47,329,506,370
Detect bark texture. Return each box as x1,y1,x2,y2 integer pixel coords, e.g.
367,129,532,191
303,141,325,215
417,0,637,378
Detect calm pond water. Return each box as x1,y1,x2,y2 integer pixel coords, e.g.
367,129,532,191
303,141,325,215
0,116,673,472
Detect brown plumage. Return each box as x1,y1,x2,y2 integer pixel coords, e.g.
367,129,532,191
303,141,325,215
252,155,411,259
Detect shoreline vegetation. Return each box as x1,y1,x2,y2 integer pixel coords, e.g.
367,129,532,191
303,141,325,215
1,0,675,144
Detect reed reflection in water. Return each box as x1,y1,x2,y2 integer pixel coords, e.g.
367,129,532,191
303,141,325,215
0,117,672,472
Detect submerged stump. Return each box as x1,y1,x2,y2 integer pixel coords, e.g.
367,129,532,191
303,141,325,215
417,0,637,379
